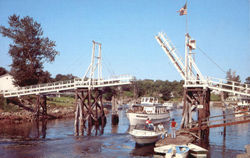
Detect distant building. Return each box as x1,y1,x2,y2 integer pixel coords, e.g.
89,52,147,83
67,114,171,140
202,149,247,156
0,73,18,93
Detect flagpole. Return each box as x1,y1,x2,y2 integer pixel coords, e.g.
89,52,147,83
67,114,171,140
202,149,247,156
185,0,188,85
186,0,188,34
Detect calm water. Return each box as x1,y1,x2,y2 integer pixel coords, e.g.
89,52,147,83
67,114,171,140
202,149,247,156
0,106,249,158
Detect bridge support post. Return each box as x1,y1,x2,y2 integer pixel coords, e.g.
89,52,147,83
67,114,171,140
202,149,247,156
181,87,210,130
35,95,47,119
111,96,119,125
35,95,41,118
74,88,106,136
41,95,47,116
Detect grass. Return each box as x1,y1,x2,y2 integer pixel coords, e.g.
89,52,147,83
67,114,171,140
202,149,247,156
47,96,75,107
210,94,221,101
0,96,21,112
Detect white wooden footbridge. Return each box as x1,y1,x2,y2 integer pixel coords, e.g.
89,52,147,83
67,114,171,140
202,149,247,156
2,41,134,98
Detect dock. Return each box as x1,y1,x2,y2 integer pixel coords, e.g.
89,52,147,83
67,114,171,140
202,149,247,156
155,130,196,147
236,144,250,158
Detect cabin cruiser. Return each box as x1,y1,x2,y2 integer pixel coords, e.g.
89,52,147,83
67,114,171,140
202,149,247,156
126,97,170,126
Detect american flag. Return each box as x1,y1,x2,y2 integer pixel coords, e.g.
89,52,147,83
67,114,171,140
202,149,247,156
177,3,187,16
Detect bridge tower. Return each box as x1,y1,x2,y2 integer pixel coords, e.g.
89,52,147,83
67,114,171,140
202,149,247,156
74,41,106,136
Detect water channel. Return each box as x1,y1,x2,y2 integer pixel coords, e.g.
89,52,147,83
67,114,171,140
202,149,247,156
0,106,249,158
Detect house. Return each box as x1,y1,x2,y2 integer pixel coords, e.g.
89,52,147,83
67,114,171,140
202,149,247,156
0,73,18,93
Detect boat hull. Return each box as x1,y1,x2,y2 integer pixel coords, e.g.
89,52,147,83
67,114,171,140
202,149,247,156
154,145,189,158
126,112,170,126
188,143,208,158
129,129,162,144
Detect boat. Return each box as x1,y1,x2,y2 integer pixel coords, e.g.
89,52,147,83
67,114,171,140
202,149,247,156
154,144,189,158
126,97,170,126
129,124,164,145
234,96,250,117
187,143,208,157
163,102,174,110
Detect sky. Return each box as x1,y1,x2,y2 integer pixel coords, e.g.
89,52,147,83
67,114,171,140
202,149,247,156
0,0,249,82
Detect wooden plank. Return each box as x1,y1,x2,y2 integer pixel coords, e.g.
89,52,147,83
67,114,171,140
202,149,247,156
208,119,250,128
189,118,250,131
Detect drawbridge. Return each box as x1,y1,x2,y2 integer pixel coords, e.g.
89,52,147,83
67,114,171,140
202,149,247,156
155,32,250,97
155,32,250,130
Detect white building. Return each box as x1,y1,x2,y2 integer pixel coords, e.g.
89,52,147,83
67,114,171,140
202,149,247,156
0,73,18,93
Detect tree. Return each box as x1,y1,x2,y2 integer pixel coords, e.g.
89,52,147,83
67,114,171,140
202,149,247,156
245,77,250,84
226,69,240,82
0,14,59,86
54,74,76,81
0,67,8,76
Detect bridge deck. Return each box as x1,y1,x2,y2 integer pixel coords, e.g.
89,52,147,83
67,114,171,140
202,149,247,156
2,75,134,98
184,77,250,97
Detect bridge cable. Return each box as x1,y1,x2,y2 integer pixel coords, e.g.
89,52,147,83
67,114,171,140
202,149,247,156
102,57,116,77
197,46,226,74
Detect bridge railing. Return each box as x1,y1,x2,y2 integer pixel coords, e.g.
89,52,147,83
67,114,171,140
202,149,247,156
184,77,250,96
3,75,134,98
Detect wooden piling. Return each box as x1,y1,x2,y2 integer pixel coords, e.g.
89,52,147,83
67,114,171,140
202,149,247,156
111,96,119,125
42,95,47,116
35,95,40,118
74,88,106,136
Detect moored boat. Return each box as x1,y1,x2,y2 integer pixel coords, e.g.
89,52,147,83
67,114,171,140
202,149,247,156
187,143,208,157
154,144,189,158
129,125,164,145
126,97,170,126
234,96,250,117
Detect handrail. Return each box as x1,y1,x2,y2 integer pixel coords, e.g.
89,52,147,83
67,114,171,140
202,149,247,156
3,75,134,98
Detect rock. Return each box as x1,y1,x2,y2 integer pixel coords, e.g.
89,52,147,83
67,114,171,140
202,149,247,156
236,154,250,158
245,144,250,154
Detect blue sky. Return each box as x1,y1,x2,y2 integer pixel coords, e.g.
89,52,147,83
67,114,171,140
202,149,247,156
0,0,249,82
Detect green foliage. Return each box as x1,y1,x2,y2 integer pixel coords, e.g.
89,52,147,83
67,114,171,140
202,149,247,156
54,74,76,81
245,76,250,84
210,93,221,101
0,67,8,76
123,91,134,98
0,14,59,86
226,69,240,82
0,96,21,112
134,79,184,101
47,96,74,107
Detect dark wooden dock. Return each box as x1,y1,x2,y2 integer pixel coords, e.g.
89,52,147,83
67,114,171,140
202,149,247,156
155,130,196,147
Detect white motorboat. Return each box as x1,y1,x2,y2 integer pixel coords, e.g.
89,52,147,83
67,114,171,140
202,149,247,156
187,143,208,158
154,144,189,158
126,97,170,126
129,125,164,145
234,96,250,117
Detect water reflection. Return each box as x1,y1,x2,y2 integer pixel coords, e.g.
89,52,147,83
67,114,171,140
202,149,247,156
0,107,249,158
130,143,155,157
0,119,48,140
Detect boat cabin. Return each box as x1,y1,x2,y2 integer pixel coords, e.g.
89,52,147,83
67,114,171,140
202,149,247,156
130,104,168,114
141,97,159,105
